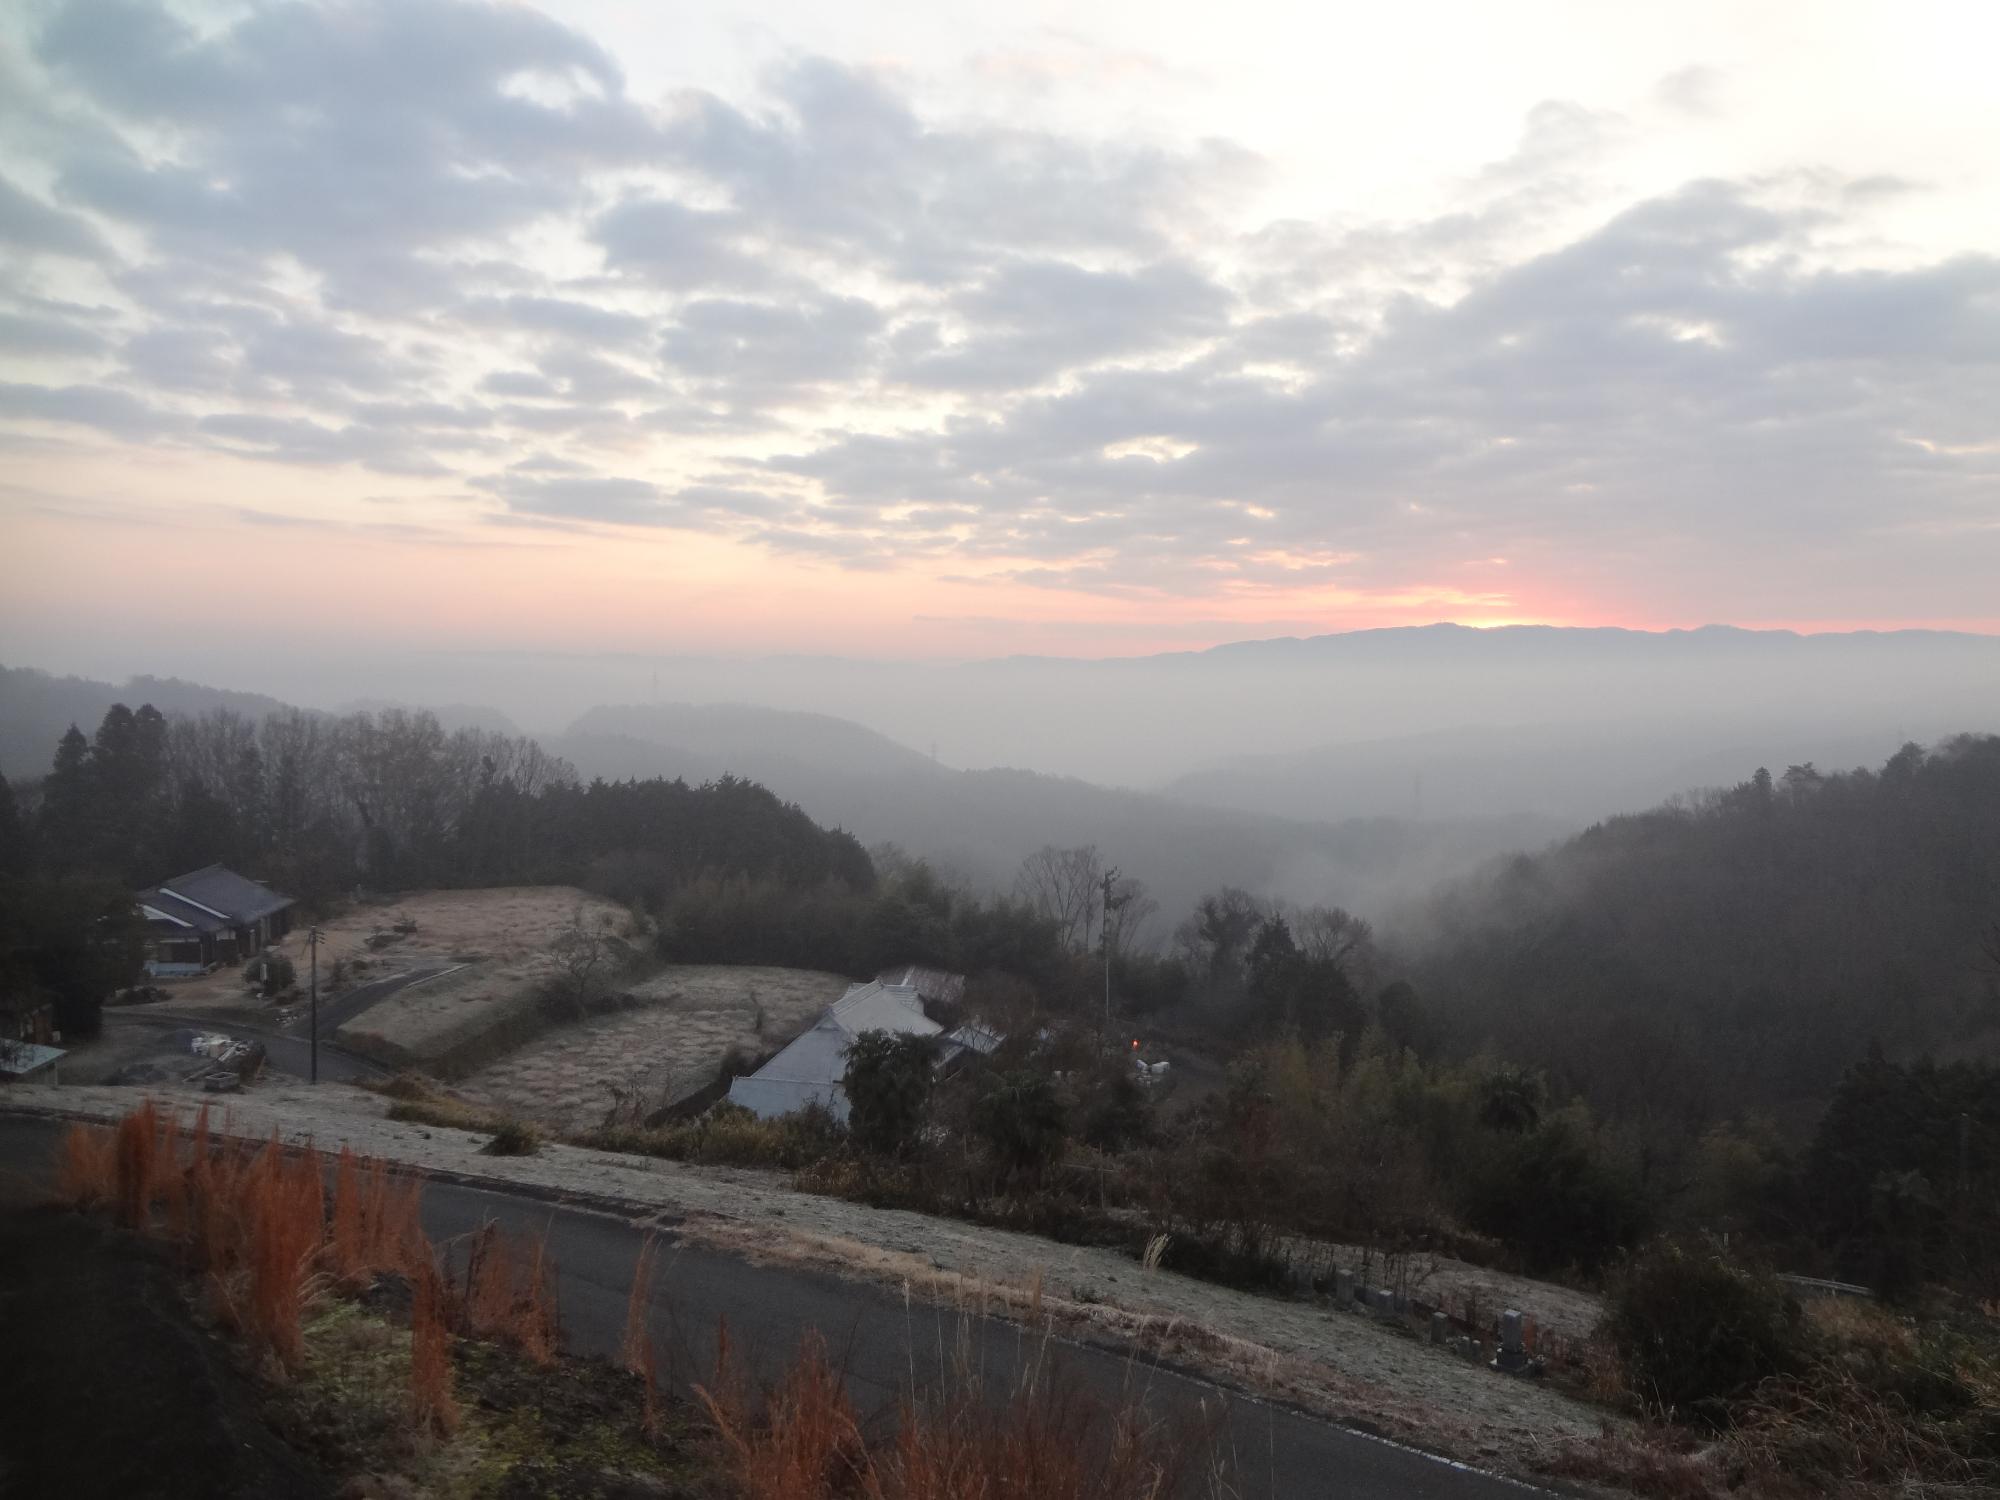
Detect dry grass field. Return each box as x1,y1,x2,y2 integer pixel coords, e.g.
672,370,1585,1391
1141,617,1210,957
462,965,852,1133
231,887,633,1074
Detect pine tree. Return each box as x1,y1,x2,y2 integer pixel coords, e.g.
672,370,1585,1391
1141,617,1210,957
0,775,26,876
39,725,93,874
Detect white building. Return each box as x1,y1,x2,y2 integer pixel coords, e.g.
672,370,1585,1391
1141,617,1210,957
725,978,942,1122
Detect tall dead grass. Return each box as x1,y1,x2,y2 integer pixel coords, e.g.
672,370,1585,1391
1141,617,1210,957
700,1324,1222,1500
53,1100,442,1389
459,1219,560,1365
409,1264,460,1436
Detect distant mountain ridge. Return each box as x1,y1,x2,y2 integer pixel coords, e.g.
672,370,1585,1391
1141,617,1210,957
974,621,2000,668
0,665,294,778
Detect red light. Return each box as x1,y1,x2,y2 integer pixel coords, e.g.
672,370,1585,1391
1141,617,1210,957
1131,1038,1140,1049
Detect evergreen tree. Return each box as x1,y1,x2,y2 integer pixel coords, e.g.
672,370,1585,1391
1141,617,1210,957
38,724,93,873
0,776,26,876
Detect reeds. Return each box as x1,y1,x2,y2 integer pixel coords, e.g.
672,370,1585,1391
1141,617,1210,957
409,1263,459,1435
54,1123,117,1207
58,1101,447,1392
621,1235,660,1374
459,1219,559,1365
699,1323,1217,1500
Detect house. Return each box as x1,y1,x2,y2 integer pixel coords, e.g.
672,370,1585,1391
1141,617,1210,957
2,993,56,1046
726,977,942,1123
136,864,296,975
876,964,966,1009
0,1040,65,1084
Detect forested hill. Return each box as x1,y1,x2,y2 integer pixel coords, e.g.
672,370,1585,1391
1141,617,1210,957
5,699,873,906
1407,735,2000,1133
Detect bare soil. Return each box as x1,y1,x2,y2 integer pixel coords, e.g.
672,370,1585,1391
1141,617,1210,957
0,1207,333,1500
462,965,851,1133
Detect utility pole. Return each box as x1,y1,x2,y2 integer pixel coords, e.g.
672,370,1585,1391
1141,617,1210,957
308,925,320,1084
1100,865,1121,1040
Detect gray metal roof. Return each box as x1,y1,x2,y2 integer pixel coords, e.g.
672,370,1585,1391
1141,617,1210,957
139,864,294,927
0,1042,65,1076
726,979,942,1122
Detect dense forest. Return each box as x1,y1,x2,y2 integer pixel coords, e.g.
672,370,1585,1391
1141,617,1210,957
8,701,871,902
1406,736,2000,1136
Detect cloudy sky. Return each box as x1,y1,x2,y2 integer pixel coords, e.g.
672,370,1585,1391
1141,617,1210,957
1,0,1996,672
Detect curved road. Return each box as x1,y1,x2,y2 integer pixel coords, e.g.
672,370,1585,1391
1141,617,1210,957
99,962,461,1084
0,1115,1545,1498
102,1010,389,1084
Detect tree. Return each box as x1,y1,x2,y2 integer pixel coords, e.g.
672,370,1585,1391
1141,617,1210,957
0,876,144,1039
842,1031,938,1155
1013,844,1103,954
972,1071,1069,1179
38,725,92,873
544,906,618,1018
1104,875,1158,961
0,776,25,877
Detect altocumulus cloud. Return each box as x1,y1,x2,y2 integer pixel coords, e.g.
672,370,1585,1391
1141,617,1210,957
0,0,1995,610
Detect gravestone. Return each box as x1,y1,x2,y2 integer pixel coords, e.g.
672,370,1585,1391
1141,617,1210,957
1491,1309,1531,1373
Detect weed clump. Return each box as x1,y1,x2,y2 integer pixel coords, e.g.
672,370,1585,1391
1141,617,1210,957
1604,1237,1807,1426
482,1118,542,1156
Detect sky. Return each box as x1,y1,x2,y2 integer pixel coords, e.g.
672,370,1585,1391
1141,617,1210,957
1,0,1997,677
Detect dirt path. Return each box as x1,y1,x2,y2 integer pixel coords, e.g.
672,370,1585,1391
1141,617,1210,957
2,1081,1617,1479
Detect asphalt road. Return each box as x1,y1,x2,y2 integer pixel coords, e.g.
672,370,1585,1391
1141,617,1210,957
0,1115,1546,1499
100,1010,389,1084
307,962,458,1039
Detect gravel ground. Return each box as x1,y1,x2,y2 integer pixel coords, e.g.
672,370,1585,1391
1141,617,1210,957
461,964,850,1133
2,1080,1617,1477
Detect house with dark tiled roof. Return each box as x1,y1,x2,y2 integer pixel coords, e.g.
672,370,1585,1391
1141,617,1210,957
136,864,296,974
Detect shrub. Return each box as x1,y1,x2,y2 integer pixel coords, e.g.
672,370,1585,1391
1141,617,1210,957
972,1071,1069,1179
484,1119,542,1156
1604,1237,1808,1426
248,949,296,995
1465,1110,1646,1272
842,1032,938,1157
386,1096,508,1133
581,1101,846,1171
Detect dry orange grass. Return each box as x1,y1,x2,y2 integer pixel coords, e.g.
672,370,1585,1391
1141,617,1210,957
459,1220,560,1366
700,1325,1219,1500
702,1330,868,1499
59,1100,466,1407
113,1097,159,1228
54,1123,117,1207
622,1235,660,1374
409,1264,460,1436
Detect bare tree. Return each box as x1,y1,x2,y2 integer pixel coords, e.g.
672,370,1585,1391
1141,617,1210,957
1290,904,1380,992
544,905,618,1019
1106,875,1160,960
1012,844,1103,954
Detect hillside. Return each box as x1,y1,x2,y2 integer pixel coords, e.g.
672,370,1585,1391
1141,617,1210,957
1165,719,1917,825
550,705,1565,924
1403,734,2000,1131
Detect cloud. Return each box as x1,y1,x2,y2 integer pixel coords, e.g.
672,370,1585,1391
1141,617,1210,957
0,172,110,259
0,5,1993,622
0,310,110,358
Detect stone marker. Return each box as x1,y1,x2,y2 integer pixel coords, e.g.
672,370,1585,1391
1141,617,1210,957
1369,1287,1397,1318
1491,1309,1530,1373
1334,1268,1354,1305
1430,1311,1449,1345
